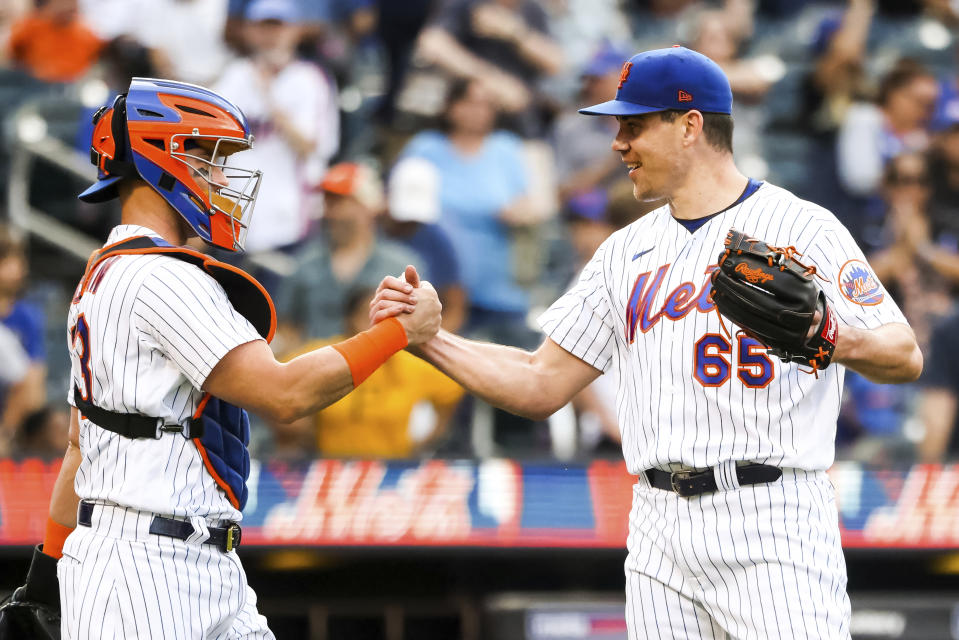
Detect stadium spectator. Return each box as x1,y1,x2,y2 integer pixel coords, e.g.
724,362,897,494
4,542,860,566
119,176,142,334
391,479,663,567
536,1,631,105
76,0,229,85
927,118,959,240
372,0,435,124
14,405,69,459
795,1,874,224
76,0,137,42
560,190,621,457
0,324,29,456
400,78,539,347
933,46,959,132
274,162,419,347
0,0,30,64
0,228,46,452
916,312,959,462
385,157,468,333
415,0,563,136
6,0,102,83
551,43,631,203
626,0,698,46
687,7,777,162
838,151,956,463
126,0,232,85
869,152,958,349
800,2,873,136
277,288,464,459
213,0,339,254
837,59,939,199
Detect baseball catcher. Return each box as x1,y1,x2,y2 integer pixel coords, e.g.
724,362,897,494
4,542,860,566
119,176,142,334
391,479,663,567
709,228,839,373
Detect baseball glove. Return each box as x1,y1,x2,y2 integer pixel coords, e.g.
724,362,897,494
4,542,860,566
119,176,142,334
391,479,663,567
0,545,60,640
709,228,838,373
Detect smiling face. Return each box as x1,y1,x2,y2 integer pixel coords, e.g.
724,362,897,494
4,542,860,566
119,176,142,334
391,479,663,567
612,112,691,202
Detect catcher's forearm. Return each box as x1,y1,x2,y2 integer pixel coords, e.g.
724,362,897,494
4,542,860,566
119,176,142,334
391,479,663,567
833,322,923,384
49,440,82,528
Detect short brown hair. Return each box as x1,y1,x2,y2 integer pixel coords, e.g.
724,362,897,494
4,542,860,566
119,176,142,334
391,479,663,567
877,59,934,107
658,109,734,153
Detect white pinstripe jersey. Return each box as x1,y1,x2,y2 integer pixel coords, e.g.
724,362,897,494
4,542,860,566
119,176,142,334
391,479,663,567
67,225,263,521
539,182,907,474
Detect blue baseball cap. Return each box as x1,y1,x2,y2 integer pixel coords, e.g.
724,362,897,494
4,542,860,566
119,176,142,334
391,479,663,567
246,0,300,22
579,46,732,117
565,188,609,222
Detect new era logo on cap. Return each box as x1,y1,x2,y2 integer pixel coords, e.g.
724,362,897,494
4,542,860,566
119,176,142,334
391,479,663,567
678,90,693,102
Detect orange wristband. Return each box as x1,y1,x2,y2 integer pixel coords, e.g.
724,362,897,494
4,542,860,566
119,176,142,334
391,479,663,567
332,317,408,387
42,517,75,560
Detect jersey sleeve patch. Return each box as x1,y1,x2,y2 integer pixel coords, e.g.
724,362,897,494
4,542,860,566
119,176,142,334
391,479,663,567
837,259,884,306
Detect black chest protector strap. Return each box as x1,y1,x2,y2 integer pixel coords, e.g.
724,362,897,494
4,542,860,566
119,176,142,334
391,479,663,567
72,235,276,438
72,392,176,438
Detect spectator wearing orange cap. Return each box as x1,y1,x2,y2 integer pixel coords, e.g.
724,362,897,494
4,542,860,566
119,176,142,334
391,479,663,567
274,162,421,346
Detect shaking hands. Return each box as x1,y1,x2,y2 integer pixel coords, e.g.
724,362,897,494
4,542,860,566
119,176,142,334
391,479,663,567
370,265,442,345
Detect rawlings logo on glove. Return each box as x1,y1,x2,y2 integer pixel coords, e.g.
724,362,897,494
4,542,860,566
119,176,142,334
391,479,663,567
733,262,774,284
709,229,838,374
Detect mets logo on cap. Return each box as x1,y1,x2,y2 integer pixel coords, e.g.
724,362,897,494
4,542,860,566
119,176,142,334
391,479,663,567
838,259,884,305
618,61,633,89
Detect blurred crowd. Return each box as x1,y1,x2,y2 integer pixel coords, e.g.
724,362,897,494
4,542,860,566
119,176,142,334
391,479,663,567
1,0,959,464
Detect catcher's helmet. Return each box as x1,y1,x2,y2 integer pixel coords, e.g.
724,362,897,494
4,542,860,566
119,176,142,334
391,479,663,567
79,78,262,252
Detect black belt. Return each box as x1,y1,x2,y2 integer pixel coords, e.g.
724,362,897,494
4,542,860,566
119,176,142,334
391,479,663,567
644,463,783,497
77,501,241,553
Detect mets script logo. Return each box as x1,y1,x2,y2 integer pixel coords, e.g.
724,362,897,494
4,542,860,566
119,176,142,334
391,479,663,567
734,262,773,284
838,259,884,306
625,264,717,343
618,62,633,89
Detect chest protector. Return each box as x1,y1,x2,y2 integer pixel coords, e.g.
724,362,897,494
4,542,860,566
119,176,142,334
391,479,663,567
72,235,276,511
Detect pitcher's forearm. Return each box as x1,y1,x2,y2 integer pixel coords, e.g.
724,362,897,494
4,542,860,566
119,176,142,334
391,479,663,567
417,330,552,418
834,322,922,383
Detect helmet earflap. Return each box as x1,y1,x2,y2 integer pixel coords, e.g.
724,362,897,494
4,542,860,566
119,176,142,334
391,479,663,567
81,94,137,203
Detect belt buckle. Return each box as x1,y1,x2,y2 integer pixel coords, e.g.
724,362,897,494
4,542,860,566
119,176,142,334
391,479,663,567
670,470,693,496
225,523,241,552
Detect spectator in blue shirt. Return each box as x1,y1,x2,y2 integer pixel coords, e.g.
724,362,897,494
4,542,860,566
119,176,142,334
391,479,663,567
0,226,46,446
399,77,539,348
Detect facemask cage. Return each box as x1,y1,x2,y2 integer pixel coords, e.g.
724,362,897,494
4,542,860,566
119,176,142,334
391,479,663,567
170,133,262,251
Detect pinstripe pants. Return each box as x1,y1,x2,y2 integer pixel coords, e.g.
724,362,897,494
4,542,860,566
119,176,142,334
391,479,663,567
626,469,851,640
57,504,274,640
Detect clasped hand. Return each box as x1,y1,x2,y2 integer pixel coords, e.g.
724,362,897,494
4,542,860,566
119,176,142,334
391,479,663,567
370,265,442,345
